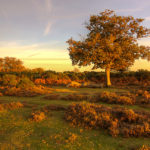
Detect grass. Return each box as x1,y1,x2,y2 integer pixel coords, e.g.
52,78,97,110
0,86,149,150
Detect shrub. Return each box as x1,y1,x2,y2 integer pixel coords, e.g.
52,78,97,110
0,104,5,112
4,86,52,97
94,91,135,105
0,102,23,112
65,103,150,137
2,74,18,87
30,111,46,122
0,92,3,96
34,78,46,85
17,77,34,89
137,145,150,150
136,90,150,104
3,102,23,110
65,133,78,144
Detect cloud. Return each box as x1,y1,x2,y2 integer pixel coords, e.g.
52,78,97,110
27,53,41,58
43,22,52,36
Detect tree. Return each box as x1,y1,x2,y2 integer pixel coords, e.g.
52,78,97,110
0,57,25,72
67,9,150,87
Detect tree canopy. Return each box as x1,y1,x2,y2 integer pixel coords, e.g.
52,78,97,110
67,9,150,86
0,57,25,72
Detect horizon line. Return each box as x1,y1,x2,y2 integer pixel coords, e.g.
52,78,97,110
21,58,70,61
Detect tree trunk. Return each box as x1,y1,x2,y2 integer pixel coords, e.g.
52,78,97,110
105,67,111,87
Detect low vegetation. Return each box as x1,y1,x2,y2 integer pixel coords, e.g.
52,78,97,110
65,102,150,137
0,57,149,149
0,101,23,111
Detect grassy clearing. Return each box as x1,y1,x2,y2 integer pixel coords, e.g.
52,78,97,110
0,87,149,150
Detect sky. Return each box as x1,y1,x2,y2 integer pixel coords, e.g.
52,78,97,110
0,0,150,72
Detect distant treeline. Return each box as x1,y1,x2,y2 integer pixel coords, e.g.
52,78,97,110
0,57,150,86
0,69,150,86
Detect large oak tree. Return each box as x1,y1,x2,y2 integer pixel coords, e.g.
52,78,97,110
67,9,150,87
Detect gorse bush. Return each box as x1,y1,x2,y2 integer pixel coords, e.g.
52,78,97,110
30,111,46,122
65,103,150,137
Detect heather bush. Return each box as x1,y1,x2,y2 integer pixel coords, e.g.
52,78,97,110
65,103,150,137
93,91,135,105
4,86,52,97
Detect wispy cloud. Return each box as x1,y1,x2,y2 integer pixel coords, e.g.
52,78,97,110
43,22,52,36
28,53,41,58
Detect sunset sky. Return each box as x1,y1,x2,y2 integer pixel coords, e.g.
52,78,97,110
0,0,150,72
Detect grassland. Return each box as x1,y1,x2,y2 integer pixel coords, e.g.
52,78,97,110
0,86,149,150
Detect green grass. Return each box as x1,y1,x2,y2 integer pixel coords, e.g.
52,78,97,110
0,87,149,150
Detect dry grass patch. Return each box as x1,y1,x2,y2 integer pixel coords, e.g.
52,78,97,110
62,93,90,101
42,104,66,111
43,94,60,100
